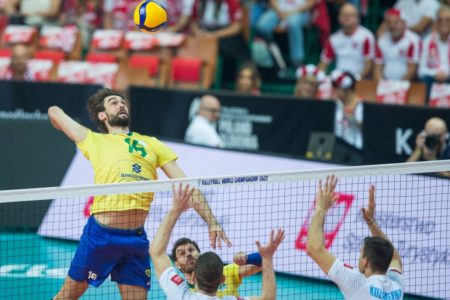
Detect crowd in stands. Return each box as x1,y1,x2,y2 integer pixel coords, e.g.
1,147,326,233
0,0,449,158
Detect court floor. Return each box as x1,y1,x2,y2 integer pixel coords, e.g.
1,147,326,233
0,233,435,299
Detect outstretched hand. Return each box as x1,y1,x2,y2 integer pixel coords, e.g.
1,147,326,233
361,185,376,225
209,224,232,250
256,229,285,259
171,183,196,213
316,175,339,212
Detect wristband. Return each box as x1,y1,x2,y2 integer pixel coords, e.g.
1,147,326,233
247,252,262,266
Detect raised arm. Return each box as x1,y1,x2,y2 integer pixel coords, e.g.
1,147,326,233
361,185,403,272
48,106,88,143
150,184,195,278
161,161,231,249
306,175,338,274
250,229,285,300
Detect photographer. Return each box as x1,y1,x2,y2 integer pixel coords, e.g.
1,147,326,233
407,117,450,162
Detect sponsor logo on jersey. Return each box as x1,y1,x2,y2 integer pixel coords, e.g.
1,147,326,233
343,263,353,269
171,274,184,285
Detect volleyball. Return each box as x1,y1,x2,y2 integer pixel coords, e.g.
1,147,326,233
133,0,168,32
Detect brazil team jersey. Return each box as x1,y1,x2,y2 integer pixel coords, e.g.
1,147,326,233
77,130,177,213
185,263,242,297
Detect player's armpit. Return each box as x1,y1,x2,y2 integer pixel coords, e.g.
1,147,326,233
307,248,337,275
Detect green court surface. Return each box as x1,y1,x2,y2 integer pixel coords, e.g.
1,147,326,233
0,233,435,299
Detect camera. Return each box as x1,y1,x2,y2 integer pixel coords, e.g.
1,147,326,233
424,135,441,150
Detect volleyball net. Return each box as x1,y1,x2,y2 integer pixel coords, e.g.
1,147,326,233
0,160,449,299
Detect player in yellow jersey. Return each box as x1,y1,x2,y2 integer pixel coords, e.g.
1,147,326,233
170,238,262,297
49,88,230,300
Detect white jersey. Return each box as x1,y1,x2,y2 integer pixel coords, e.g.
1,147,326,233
329,259,404,300
321,26,375,77
185,115,224,148
418,33,450,78
375,30,421,80
159,267,250,300
395,0,439,29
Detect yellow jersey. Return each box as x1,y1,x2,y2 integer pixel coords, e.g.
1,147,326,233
218,263,242,297
187,263,242,297
77,130,177,214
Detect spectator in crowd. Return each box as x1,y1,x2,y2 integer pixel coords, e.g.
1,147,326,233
235,62,262,95
248,0,269,29
19,0,62,26
442,0,450,9
103,0,140,31
418,7,450,98
325,0,362,33
60,0,103,49
185,94,224,148
374,8,421,81
255,0,316,69
165,0,195,32
319,3,375,79
394,0,440,36
407,117,450,161
331,70,363,149
294,64,327,99
190,0,249,82
0,0,19,30
4,43,32,81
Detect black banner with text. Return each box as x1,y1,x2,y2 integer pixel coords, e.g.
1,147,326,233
129,87,336,158
363,103,450,164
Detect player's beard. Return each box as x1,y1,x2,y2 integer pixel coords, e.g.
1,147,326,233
107,111,130,128
182,257,197,273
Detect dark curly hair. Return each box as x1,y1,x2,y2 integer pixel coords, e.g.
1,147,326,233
171,237,201,261
87,88,126,133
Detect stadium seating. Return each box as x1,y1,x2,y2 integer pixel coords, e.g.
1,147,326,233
36,26,82,62
87,29,125,63
169,37,218,90
356,80,426,106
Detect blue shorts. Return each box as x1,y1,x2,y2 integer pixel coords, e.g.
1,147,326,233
68,216,151,290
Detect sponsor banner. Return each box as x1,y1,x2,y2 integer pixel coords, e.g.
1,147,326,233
0,80,101,126
129,87,336,157
38,141,449,299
